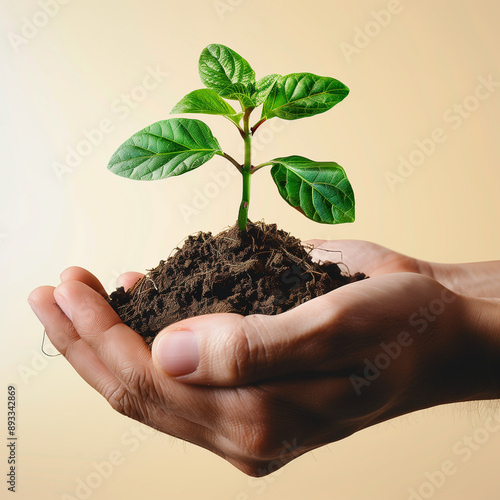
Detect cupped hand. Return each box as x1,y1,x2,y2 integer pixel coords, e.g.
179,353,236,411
28,266,500,476
305,239,432,277
307,239,500,299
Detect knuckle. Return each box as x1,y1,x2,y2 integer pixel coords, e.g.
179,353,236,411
232,390,280,461
74,305,99,337
225,389,300,476
227,315,270,383
225,326,252,383
120,363,160,406
104,384,130,416
235,425,292,477
244,424,277,461
104,382,151,423
119,362,138,388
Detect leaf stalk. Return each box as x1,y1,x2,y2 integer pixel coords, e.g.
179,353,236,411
220,152,242,172
251,117,267,135
251,162,273,173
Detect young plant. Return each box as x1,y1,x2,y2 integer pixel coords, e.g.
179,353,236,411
108,44,355,230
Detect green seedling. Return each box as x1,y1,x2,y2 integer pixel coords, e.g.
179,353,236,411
108,43,355,231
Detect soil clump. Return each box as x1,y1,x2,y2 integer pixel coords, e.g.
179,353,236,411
108,221,366,346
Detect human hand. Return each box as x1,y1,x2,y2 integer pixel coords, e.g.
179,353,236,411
305,239,431,277
28,267,500,476
306,239,500,298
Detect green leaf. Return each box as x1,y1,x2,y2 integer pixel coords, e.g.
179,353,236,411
224,84,256,108
107,118,222,181
252,74,280,106
199,44,255,107
171,89,243,125
205,82,255,108
270,155,355,224
262,73,349,120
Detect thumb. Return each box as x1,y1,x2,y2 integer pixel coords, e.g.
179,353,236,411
151,294,340,386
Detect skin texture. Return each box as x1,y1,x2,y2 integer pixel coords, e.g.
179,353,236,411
307,239,500,298
28,240,500,476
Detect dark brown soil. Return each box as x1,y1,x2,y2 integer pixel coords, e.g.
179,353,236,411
108,220,366,346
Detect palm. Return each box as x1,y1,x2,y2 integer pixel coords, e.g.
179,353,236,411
305,239,427,278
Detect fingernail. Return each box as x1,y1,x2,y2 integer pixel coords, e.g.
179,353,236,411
28,298,45,326
156,331,199,377
54,290,72,321
115,275,126,288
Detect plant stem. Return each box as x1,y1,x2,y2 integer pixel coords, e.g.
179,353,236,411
238,109,253,231
238,169,251,230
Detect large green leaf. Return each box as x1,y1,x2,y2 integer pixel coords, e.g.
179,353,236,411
170,89,243,124
262,73,349,120
107,118,222,181
199,44,255,107
270,156,355,224
252,74,280,106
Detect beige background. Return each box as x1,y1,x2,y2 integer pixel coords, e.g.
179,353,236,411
2,0,500,498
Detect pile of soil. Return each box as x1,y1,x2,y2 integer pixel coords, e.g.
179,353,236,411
108,220,366,346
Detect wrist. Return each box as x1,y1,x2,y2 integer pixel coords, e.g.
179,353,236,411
415,258,438,281
421,260,500,299
420,260,461,292
460,296,500,400
410,294,500,411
